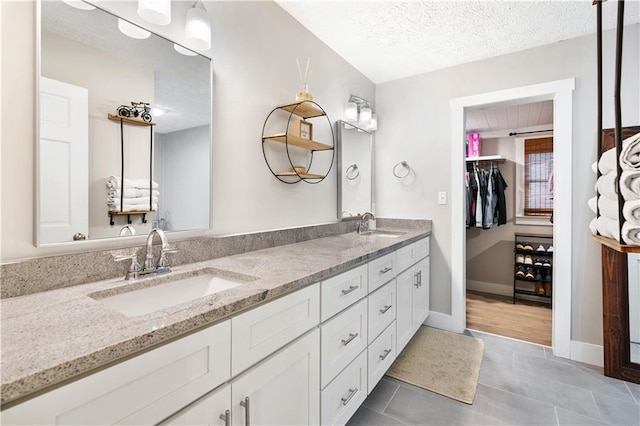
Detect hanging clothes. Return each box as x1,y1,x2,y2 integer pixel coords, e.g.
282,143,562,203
494,165,508,226
465,161,508,229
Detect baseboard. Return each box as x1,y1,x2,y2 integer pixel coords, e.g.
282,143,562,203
570,340,604,367
467,280,513,297
425,311,454,331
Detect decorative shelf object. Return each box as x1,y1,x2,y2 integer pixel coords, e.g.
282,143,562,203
108,210,153,226
466,155,506,163
262,100,334,184
107,113,156,127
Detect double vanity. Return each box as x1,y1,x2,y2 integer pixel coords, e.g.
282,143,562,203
1,223,431,425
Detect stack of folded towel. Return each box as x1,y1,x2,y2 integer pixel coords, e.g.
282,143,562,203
106,176,159,212
590,132,640,245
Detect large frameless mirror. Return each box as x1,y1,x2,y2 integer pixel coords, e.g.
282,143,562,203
337,120,373,220
37,0,212,246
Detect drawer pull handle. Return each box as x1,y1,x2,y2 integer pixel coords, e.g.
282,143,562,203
341,285,359,295
219,409,231,426
414,272,420,288
418,270,422,287
341,387,359,406
341,332,359,346
379,348,392,360
379,304,392,314
380,266,392,275
240,396,250,426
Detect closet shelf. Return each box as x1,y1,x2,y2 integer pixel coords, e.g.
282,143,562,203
514,249,553,257
513,289,551,299
107,113,156,126
466,155,506,163
263,133,333,151
592,235,640,253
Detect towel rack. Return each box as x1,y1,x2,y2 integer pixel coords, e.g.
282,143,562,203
393,161,411,178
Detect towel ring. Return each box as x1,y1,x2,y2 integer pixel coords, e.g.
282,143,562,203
345,164,360,180
393,161,411,178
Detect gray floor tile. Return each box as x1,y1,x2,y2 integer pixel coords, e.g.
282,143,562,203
365,378,400,413
346,406,407,426
467,329,547,358
471,383,558,425
626,382,640,404
479,360,602,420
384,385,504,425
592,392,640,425
513,352,636,403
556,408,608,426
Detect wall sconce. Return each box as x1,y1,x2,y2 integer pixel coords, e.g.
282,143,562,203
185,0,212,51
344,95,377,132
138,0,172,26
118,18,151,39
61,0,95,10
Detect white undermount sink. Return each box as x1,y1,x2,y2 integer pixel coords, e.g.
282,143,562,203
92,270,255,317
359,230,407,238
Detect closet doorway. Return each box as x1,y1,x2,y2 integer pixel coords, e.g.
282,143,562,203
450,78,575,359
464,103,554,346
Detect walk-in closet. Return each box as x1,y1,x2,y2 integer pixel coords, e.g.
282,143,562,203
464,101,555,346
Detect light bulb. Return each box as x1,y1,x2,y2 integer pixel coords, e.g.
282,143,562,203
138,0,171,26
359,107,372,126
185,3,211,51
344,101,358,121
174,43,197,56
366,114,377,131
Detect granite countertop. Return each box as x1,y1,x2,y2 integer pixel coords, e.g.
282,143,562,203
0,225,430,406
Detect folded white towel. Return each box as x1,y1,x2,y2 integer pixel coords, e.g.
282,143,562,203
589,217,598,235
619,171,640,200
108,203,158,212
599,148,617,175
622,221,640,245
106,176,159,190
596,172,618,199
107,188,159,199
108,196,158,205
623,199,640,225
619,132,640,171
591,162,598,174
596,216,621,240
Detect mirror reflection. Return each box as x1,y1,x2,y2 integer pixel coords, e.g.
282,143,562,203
38,0,212,245
337,121,373,219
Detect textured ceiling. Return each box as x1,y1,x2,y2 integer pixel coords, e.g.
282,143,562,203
466,100,553,134
276,0,640,84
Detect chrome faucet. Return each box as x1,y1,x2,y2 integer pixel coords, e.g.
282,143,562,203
144,228,178,274
358,212,375,234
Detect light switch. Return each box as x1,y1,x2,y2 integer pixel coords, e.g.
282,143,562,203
438,191,447,205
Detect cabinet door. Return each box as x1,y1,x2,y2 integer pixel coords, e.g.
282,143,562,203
395,267,415,353
162,384,231,426
412,258,430,331
231,330,320,426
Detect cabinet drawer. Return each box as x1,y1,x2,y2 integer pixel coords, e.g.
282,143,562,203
2,320,231,425
367,321,396,395
232,283,319,376
396,237,430,273
368,251,397,293
161,384,230,425
321,350,367,426
320,298,368,388
321,264,368,321
367,279,396,344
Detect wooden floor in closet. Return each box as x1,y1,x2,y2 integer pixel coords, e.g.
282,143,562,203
466,290,552,346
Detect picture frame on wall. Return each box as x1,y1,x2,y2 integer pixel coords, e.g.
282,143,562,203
293,120,313,140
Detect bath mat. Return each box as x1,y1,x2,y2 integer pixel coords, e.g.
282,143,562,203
386,326,484,404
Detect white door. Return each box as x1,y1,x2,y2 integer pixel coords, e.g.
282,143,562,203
39,77,88,244
162,384,231,426
629,254,640,344
412,257,430,330
231,330,320,426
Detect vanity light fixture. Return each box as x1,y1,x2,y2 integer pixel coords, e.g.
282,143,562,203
344,95,377,132
118,18,151,39
185,0,212,51
61,0,95,10
138,0,172,26
173,44,198,56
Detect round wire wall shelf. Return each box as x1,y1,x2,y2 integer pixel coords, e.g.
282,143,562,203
261,100,335,184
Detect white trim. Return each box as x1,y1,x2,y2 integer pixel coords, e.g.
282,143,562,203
467,280,513,297
450,78,575,359
570,340,604,367
425,311,453,331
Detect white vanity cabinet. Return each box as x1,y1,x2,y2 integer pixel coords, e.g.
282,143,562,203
162,384,231,426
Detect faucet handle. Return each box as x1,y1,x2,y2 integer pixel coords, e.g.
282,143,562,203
115,254,143,280
158,246,178,270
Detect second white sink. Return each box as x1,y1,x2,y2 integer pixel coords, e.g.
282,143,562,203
94,271,253,317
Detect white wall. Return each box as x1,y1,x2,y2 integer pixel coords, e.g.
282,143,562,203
154,125,210,232
0,1,374,261
375,23,640,346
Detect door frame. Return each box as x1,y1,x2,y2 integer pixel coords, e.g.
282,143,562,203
450,78,575,358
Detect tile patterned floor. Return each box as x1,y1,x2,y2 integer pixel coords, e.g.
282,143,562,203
347,329,640,426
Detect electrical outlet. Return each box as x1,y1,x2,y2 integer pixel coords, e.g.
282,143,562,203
438,191,447,205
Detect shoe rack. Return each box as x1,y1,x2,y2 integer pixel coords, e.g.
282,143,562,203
513,233,553,305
